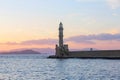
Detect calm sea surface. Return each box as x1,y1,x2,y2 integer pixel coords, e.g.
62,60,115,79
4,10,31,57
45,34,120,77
0,54,120,80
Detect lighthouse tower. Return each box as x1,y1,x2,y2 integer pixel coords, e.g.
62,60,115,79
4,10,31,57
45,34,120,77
55,22,69,57
59,22,64,47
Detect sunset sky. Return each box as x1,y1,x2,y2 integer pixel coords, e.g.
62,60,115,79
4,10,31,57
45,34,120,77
0,0,120,51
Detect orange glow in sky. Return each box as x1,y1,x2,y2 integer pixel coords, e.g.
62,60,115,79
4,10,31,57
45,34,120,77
0,0,120,52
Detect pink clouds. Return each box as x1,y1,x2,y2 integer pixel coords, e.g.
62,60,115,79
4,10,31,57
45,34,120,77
0,33,120,50
65,33,120,44
0,39,57,45
21,39,57,45
1,33,120,45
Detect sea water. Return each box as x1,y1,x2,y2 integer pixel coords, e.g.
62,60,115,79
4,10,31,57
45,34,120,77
0,54,120,80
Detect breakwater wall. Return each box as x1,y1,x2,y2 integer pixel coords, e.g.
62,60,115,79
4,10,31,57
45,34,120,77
69,50,120,58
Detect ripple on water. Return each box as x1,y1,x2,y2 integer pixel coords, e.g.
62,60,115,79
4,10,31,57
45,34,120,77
0,55,120,80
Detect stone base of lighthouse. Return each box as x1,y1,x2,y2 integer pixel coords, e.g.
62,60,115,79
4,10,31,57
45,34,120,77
55,44,69,57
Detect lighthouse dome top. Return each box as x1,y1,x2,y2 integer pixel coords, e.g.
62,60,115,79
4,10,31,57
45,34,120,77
59,22,63,26
60,22,63,25
59,22,63,30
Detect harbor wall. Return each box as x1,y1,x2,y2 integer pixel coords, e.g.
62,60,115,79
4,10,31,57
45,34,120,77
68,50,120,58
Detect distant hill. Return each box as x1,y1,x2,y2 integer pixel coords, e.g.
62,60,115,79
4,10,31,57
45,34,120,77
0,48,99,54
0,50,41,54
11,48,55,54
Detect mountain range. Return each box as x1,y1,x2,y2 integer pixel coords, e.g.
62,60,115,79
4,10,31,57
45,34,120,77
0,50,40,54
0,48,98,54
0,48,55,54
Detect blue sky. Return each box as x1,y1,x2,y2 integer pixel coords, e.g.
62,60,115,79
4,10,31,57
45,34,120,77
0,0,120,51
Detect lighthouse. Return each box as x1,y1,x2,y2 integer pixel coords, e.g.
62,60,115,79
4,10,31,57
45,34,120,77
59,22,64,47
55,22,69,57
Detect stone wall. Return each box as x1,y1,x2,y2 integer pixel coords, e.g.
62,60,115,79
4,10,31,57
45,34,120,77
68,50,120,58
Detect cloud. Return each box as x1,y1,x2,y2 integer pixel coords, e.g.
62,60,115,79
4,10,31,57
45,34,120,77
1,33,120,45
107,0,120,9
0,39,57,45
21,39,57,45
1,42,18,45
112,13,119,16
75,0,120,9
66,33,120,44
